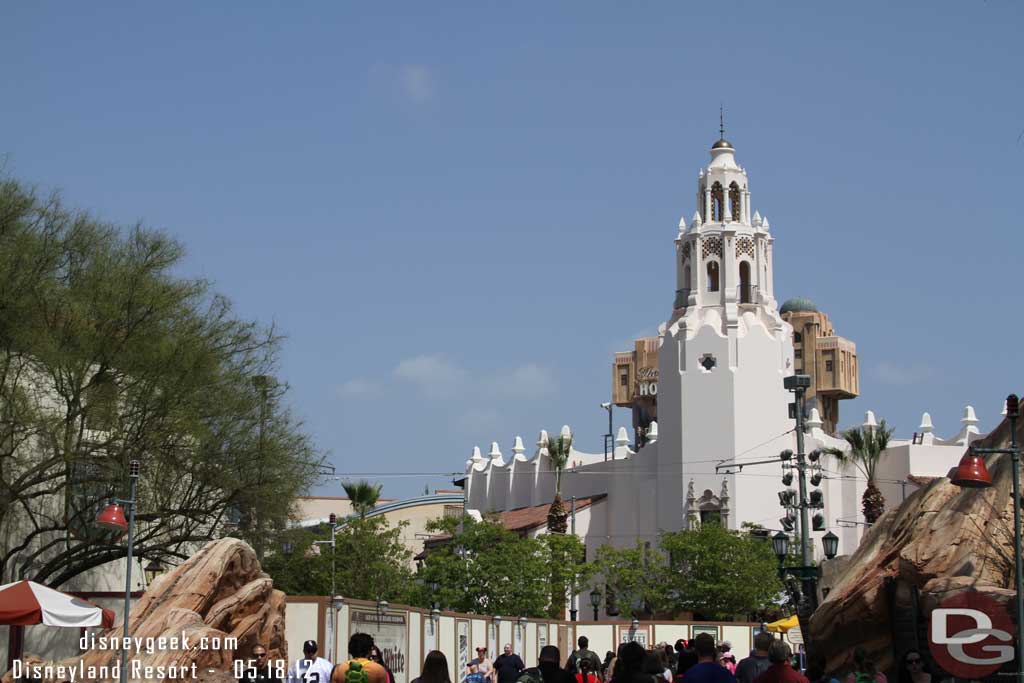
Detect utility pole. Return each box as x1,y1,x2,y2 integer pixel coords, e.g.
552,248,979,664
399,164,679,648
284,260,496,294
714,374,829,662
601,403,613,462
314,513,338,663
788,375,815,612
569,495,578,621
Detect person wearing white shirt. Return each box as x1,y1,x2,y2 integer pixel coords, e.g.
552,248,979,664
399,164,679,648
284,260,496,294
288,640,334,683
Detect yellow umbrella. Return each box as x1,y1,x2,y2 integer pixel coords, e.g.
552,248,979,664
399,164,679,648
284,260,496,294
764,614,799,633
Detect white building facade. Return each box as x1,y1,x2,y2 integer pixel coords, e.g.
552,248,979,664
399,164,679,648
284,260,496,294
461,136,990,611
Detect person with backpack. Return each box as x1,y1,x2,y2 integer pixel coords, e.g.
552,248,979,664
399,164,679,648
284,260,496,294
566,637,603,678
519,645,575,683
332,633,389,683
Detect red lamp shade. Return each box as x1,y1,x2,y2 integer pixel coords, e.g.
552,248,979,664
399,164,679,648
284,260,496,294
96,503,129,532
951,452,993,488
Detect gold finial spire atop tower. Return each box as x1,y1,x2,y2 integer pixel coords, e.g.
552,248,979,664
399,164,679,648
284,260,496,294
712,106,733,150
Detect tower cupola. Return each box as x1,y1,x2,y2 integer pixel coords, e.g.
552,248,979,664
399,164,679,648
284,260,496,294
673,127,780,323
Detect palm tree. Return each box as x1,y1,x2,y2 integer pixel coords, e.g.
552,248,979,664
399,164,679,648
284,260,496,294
826,420,894,524
546,429,572,534
342,479,383,519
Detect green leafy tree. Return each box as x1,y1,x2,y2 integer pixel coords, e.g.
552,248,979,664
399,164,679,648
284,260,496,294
539,532,597,619
546,430,572,534
413,517,592,618
342,480,383,519
826,420,894,524
263,517,414,601
658,523,781,620
592,542,667,618
0,178,322,585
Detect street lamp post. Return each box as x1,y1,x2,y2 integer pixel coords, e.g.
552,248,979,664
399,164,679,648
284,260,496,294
570,495,577,622
96,459,140,683
430,608,441,649
783,374,816,613
314,513,339,662
951,393,1020,683
589,589,601,621
601,403,613,462
772,531,838,615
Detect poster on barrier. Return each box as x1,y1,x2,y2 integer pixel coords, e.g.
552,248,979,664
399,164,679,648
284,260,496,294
352,610,409,683
457,619,470,683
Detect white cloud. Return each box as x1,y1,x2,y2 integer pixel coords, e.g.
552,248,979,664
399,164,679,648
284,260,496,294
369,63,437,105
398,64,435,104
389,354,555,399
489,363,553,398
333,378,384,399
870,362,935,386
609,328,659,354
456,408,503,435
393,353,466,397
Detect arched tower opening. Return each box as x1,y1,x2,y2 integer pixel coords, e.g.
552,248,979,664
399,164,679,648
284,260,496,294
739,260,752,303
729,182,742,223
710,182,724,222
706,261,720,292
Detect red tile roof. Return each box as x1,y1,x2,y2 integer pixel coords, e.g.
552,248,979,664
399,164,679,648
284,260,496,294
498,495,606,532
413,495,608,560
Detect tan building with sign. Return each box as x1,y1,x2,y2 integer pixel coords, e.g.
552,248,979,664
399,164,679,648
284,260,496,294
612,298,858,437
293,491,464,568
612,337,660,445
779,297,859,434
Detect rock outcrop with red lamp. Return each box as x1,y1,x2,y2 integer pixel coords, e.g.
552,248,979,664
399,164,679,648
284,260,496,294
3,538,287,683
808,414,1022,676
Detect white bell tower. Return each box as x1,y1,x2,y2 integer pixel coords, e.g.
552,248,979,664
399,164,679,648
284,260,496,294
655,131,796,532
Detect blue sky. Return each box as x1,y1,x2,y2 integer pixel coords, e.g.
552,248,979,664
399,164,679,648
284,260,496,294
3,2,1022,499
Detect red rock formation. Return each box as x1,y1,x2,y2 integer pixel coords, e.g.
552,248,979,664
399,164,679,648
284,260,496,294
808,415,1022,677
3,538,287,683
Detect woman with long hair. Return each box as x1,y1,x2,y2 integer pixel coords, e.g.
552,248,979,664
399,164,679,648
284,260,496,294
369,646,396,683
896,650,931,683
413,651,452,683
612,642,652,683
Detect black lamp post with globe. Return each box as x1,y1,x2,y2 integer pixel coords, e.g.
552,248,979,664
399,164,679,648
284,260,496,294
772,530,839,609
589,589,602,620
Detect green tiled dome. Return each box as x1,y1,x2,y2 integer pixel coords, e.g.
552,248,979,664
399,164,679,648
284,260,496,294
780,297,818,314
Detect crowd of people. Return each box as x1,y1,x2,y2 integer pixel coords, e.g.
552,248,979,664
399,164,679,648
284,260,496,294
237,630,931,683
